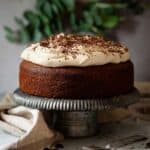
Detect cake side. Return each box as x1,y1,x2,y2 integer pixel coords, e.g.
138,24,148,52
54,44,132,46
19,60,134,99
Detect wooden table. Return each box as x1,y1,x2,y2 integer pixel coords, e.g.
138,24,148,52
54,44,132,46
62,82,150,150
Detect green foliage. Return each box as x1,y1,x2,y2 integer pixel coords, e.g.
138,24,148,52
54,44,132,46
4,0,146,43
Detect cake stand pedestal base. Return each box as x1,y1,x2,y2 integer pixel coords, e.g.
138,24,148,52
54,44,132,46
55,111,97,137
13,88,140,137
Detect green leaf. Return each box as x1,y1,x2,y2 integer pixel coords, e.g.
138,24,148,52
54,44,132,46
94,15,102,26
70,13,77,31
95,2,112,9
44,24,52,36
24,10,34,20
6,34,18,43
4,27,20,43
79,20,91,31
33,29,42,42
83,11,93,25
14,17,25,27
91,26,104,34
51,4,59,14
102,15,120,28
112,3,127,9
53,0,64,11
24,10,40,27
61,0,75,11
91,9,102,26
89,5,102,26
56,19,63,32
43,2,52,18
36,0,46,9
19,29,30,43
38,12,49,24
95,2,126,10
4,26,14,34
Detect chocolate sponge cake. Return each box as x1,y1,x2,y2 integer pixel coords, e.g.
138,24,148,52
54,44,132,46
19,33,134,99
20,60,133,99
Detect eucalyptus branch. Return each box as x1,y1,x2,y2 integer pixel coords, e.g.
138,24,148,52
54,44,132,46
4,0,147,43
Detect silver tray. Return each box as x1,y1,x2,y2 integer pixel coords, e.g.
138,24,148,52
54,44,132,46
13,88,140,111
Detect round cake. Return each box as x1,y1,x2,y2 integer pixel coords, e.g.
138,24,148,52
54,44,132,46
19,33,134,99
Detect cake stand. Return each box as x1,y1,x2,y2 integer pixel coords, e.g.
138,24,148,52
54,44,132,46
13,88,140,137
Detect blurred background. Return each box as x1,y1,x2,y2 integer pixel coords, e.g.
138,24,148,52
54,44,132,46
0,0,150,93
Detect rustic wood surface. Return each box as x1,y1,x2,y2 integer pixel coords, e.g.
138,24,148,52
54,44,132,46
62,82,150,150
135,81,150,96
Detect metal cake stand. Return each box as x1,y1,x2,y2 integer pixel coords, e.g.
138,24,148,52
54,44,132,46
13,88,140,137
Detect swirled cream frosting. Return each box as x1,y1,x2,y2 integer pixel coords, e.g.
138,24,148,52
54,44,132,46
21,33,130,67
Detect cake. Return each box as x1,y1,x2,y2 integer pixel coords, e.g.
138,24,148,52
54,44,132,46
19,33,134,99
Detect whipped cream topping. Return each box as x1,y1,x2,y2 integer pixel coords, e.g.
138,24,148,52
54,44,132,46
21,33,130,67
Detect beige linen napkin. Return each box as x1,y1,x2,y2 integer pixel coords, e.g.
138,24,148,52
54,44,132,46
0,93,63,150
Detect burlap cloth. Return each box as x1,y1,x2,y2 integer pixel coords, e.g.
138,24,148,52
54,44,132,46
16,113,63,150
0,93,63,150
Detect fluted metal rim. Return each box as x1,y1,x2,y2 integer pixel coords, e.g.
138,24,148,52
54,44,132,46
13,88,140,111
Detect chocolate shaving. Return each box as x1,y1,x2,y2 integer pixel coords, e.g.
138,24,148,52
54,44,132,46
40,40,49,47
38,33,128,58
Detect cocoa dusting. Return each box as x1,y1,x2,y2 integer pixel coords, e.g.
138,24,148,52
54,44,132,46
38,33,128,58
